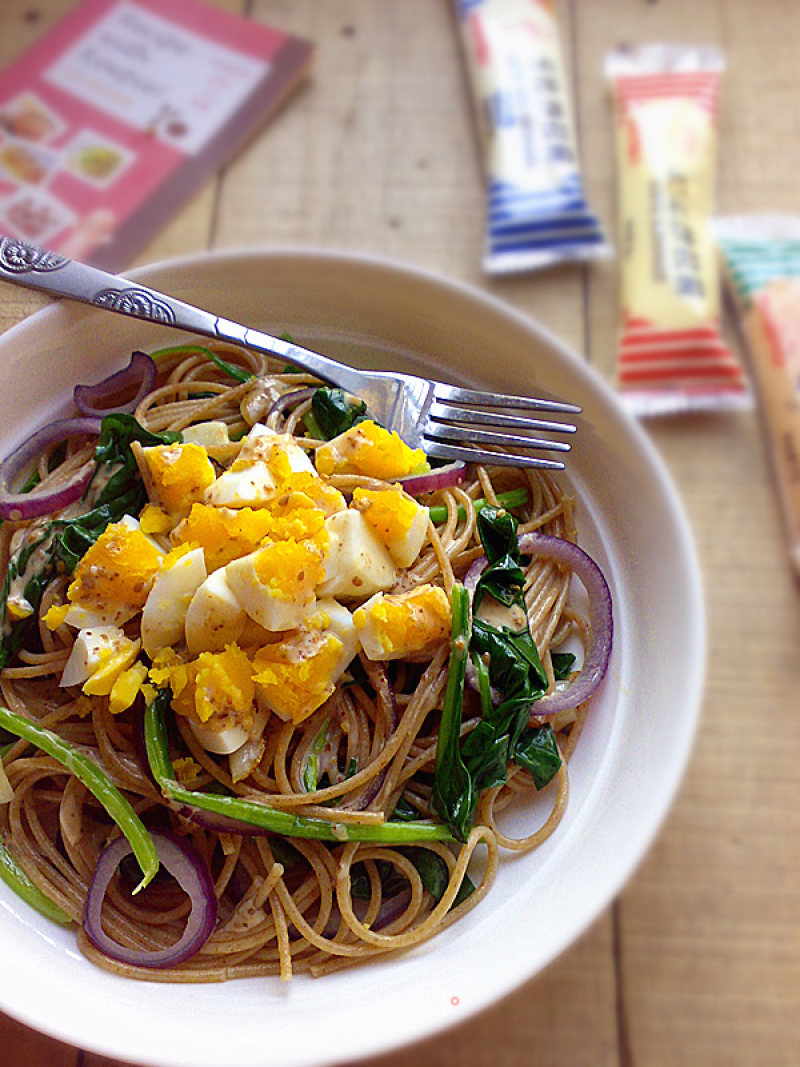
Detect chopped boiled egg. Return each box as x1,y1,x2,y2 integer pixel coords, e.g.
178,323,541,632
171,503,274,571
154,645,256,755
204,425,316,508
185,566,246,655
181,420,233,460
314,419,425,481
140,545,207,658
351,487,429,568
353,584,451,660
225,537,326,631
317,509,397,599
139,442,216,518
269,471,346,519
108,661,149,715
138,504,172,536
60,625,138,688
64,516,163,627
252,599,358,723
188,717,249,757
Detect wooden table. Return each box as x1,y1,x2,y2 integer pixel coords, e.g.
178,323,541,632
1,2,799,1065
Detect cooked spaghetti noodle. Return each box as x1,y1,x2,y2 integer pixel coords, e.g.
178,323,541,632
0,342,606,982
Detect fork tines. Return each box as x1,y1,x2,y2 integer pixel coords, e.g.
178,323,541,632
424,384,581,470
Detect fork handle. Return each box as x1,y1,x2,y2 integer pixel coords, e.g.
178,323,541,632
0,236,365,393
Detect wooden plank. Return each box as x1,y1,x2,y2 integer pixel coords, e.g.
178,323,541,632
0,1009,79,1067
572,1,800,1064
218,0,588,354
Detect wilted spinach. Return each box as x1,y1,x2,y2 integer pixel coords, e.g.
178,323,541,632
0,414,179,667
310,387,367,440
432,507,562,841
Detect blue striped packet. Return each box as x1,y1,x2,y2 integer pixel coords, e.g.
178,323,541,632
454,0,610,273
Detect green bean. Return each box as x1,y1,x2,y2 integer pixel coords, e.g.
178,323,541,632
0,707,158,893
144,692,453,844
0,839,72,925
427,486,529,525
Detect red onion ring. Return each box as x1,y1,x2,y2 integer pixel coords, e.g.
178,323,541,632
74,351,156,417
465,533,613,718
83,830,218,968
0,416,102,520
320,886,413,938
399,461,466,495
266,387,317,422
176,804,273,837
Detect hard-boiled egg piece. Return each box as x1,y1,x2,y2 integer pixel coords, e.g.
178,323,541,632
315,419,425,481
164,645,256,754
270,471,346,518
180,420,234,461
202,462,279,510
60,625,137,688
317,509,397,599
225,538,325,631
185,566,246,655
235,425,317,478
171,503,274,571
65,516,163,627
187,717,249,756
140,546,207,658
139,442,216,518
108,661,149,715
353,584,451,660
204,426,316,508
351,487,429,568
252,600,358,723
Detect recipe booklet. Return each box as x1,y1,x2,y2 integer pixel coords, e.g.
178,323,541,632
0,0,314,269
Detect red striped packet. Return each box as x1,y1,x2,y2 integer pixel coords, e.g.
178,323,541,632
606,45,751,416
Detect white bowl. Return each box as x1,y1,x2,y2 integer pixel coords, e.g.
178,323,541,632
0,249,704,1067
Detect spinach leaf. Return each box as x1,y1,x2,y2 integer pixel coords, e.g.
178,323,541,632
513,723,562,789
311,387,367,440
551,651,576,680
432,508,562,840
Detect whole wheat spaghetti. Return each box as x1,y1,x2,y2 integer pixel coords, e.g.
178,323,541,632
0,342,611,982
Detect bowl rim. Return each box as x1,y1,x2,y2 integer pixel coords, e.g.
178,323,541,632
0,245,706,1067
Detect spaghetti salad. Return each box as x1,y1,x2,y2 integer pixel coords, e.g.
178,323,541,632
0,341,612,981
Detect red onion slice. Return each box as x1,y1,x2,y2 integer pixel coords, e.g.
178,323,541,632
83,830,218,968
266,387,317,422
465,533,613,718
0,416,102,520
399,461,466,495
176,804,273,837
74,351,156,417
518,533,613,716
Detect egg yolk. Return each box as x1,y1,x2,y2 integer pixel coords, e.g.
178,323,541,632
155,645,255,728
353,585,451,657
315,420,425,480
253,632,344,723
141,443,216,516
352,486,422,543
252,539,326,600
172,504,275,570
67,522,162,617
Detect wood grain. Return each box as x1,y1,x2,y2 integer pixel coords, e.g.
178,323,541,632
1,1,799,1065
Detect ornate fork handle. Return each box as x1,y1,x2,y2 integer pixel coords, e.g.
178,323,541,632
0,236,368,396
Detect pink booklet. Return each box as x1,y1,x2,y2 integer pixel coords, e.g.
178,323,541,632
0,0,313,269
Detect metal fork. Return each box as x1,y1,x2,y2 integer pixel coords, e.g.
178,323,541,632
0,237,580,469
